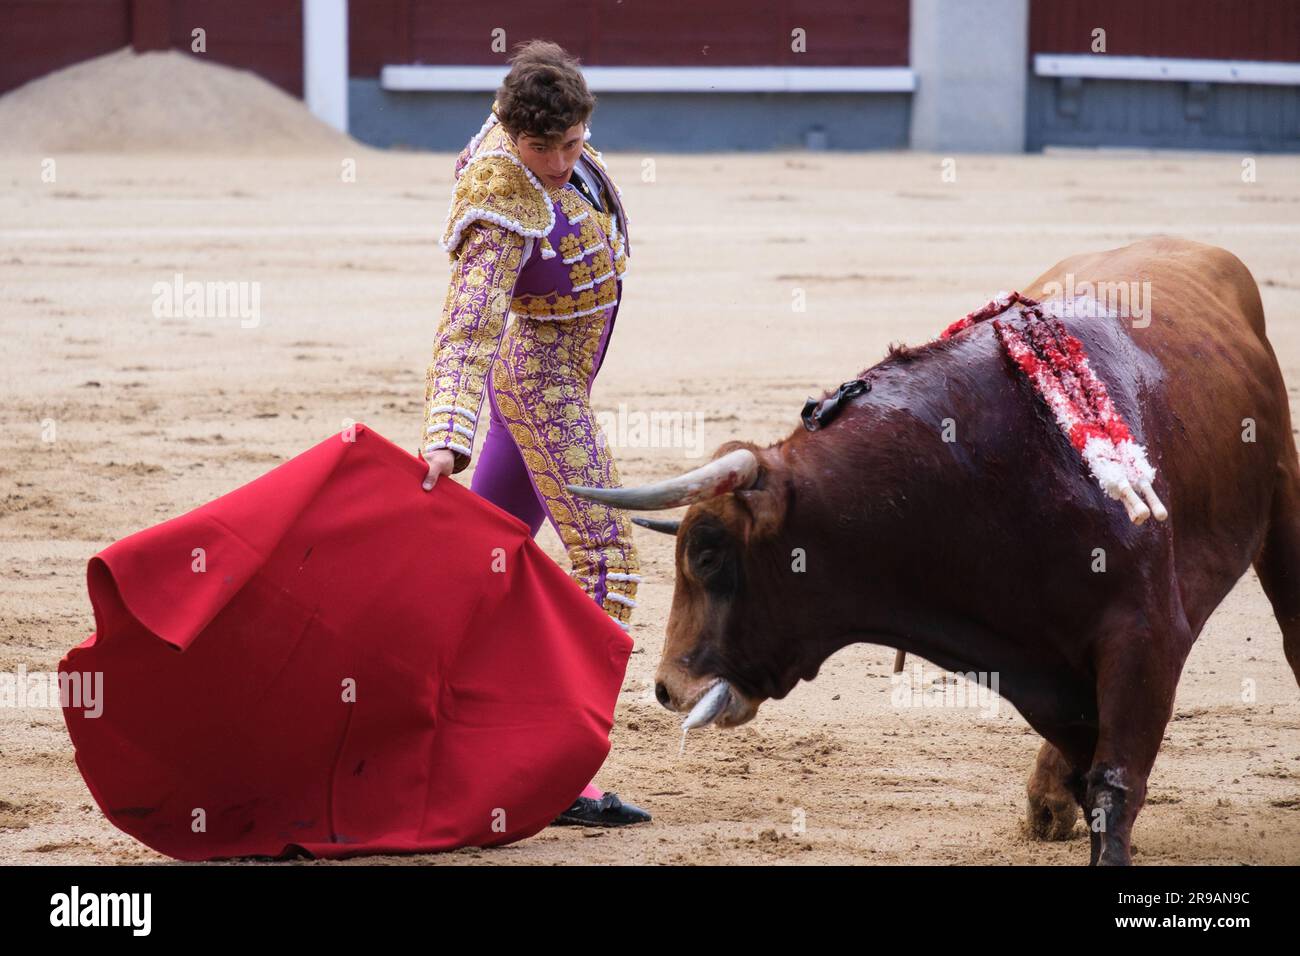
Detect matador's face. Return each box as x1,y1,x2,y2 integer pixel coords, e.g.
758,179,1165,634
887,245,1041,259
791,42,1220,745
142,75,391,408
509,122,587,190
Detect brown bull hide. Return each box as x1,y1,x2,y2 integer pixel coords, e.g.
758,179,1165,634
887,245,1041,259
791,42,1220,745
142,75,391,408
596,237,1300,865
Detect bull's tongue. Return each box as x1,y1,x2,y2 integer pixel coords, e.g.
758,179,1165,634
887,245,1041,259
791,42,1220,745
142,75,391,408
682,679,732,730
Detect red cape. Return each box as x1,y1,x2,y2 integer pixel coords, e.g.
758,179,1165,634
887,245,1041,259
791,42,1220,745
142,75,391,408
59,424,632,860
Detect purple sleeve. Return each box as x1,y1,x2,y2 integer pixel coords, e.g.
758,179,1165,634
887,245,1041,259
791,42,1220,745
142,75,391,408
422,221,527,473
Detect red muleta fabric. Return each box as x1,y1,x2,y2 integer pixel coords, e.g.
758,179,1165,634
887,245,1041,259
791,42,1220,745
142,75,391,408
59,424,632,860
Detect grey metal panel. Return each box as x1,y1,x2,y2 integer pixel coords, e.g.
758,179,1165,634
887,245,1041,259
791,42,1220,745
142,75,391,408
347,80,912,152
1026,75,1300,152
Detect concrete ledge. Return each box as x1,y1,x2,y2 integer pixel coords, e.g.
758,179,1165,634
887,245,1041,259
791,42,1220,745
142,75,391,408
1035,54,1300,87
380,64,916,93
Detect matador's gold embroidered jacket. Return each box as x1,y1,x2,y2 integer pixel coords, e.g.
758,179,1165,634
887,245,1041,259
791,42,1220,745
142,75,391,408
422,110,629,472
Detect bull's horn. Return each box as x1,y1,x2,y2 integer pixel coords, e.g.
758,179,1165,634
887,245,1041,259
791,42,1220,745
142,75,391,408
567,448,759,510
682,679,734,730
1137,479,1168,522
632,516,682,535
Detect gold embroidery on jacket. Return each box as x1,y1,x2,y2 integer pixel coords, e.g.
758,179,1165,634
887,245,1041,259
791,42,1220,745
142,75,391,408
423,221,526,473
509,187,624,321
441,122,554,256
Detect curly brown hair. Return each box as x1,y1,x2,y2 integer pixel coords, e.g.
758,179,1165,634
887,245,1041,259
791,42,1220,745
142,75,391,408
494,40,596,142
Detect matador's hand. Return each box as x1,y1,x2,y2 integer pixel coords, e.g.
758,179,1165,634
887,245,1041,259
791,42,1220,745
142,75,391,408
422,449,456,491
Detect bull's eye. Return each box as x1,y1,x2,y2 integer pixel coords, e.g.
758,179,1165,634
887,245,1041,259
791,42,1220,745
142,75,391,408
689,545,736,591
685,521,738,593
690,544,726,581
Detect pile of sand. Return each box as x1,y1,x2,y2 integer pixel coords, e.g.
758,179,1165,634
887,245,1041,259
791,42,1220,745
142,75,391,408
0,46,358,154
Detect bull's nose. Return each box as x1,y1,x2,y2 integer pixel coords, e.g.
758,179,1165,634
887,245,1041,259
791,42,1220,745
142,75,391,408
655,681,671,708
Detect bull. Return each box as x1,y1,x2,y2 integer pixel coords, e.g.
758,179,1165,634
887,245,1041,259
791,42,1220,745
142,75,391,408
569,237,1300,865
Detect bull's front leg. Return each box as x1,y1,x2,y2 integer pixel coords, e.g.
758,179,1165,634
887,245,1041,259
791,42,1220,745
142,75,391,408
1025,740,1080,841
1083,631,1180,866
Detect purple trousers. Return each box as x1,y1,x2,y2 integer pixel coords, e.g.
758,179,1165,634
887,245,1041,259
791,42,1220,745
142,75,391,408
468,306,641,804
467,305,641,633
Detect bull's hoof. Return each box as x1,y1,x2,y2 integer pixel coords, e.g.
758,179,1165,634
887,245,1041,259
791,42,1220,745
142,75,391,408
1025,794,1079,841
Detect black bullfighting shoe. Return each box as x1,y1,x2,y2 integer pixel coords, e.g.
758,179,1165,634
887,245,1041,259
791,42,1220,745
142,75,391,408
551,791,652,827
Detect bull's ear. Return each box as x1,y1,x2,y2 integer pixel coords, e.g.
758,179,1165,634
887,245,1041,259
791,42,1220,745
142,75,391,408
734,471,790,545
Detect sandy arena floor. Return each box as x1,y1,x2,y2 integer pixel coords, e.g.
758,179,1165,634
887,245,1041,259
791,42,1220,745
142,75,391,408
2,146,1299,865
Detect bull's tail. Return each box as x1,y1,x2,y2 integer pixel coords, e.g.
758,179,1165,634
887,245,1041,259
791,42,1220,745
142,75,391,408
1252,454,1300,689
